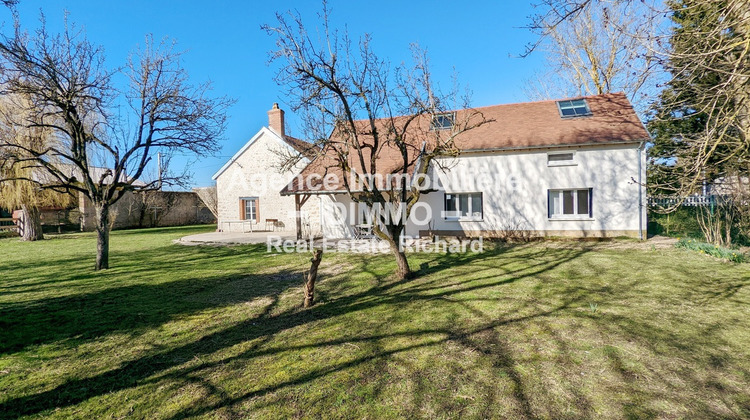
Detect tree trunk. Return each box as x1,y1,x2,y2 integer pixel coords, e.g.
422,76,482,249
303,249,323,308
393,247,411,280
20,204,44,241
95,203,110,270
386,225,411,280
137,202,147,228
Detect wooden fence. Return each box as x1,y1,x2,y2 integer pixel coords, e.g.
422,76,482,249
0,217,17,231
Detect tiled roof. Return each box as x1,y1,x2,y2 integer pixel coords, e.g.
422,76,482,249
283,135,319,160
453,92,647,150
282,92,648,194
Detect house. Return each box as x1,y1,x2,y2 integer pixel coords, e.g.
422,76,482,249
212,104,320,235
281,92,649,239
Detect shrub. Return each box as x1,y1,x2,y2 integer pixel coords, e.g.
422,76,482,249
648,207,703,238
675,238,745,263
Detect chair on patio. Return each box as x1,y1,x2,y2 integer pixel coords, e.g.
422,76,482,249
353,224,374,240
265,218,279,231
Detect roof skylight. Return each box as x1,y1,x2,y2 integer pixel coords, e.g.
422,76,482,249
431,113,455,130
557,99,591,118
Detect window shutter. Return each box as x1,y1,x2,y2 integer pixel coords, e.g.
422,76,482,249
588,188,593,217
239,199,245,220
254,199,260,223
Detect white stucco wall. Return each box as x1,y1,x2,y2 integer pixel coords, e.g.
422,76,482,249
318,143,647,239
319,194,352,239
214,128,320,235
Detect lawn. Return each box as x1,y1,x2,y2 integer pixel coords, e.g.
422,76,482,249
1,226,749,419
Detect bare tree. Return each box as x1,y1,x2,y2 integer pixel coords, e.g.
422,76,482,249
135,190,178,228
524,0,660,113
0,19,232,269
528,0,749,183
529,0,750,244
264,5,488,280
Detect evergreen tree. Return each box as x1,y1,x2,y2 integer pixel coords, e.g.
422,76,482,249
648,0,750,196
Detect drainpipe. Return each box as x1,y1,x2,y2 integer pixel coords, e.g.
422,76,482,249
638,141,644,241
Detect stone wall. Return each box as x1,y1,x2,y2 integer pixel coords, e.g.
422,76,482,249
79,190,215,231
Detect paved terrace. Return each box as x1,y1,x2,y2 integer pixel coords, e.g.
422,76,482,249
177,230,296,245
176,230,481,254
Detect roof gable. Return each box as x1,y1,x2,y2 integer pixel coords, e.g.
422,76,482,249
212,127,315,180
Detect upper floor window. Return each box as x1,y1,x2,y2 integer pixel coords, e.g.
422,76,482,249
547,152,576,166
431,113,455,130
557,99,591,118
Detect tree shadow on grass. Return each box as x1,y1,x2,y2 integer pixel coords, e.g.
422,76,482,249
0,225,216,287
0,242,271,287
577,306,750,418
8,242,746,418
0,244,299,356
0,243,592,418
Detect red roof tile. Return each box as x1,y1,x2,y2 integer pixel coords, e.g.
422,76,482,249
454,92,648,150
283,135,319,160
282,92,647,195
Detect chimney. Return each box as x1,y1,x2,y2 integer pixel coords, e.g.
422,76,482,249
267,103,285,137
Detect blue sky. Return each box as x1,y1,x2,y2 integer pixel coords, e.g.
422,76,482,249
7,1,545,188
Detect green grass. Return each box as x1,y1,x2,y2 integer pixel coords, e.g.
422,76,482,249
1,226,749,419
675,238,746,262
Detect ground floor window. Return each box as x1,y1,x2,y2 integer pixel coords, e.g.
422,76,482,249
548,189,592,218
444,192,483,220
240,197,259,222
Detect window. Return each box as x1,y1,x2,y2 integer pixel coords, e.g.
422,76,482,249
548,189,592,218
431,113,455,130
557,99,591,118
358,204,373,225
444,192,482,220
240,197,259,222
547,152,576,166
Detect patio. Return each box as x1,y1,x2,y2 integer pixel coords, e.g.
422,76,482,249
176,229,392,253
176,230,296,246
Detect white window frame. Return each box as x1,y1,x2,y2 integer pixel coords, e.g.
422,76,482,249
557,99,592,118
241,197,259,222
444,192,483,221
548,189,593,220
547,151,577,167
431,112,455,130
